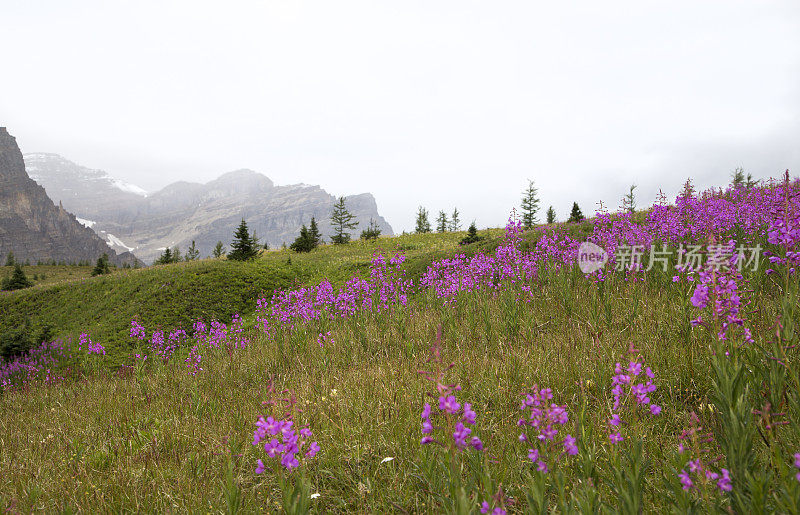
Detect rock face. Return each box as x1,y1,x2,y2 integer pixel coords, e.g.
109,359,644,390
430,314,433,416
0,128,139,266
26,155,394,263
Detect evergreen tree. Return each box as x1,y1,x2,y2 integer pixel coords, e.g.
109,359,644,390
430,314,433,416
172,246,182,263
4,252,14,266
329,197,358,245
460,222,484,245
155,247,173,265
308,217,323,247
680,178,695,200
745,173,757,188
520,179,540,229
731,167,745,187
290,225,313,253
415,206,431,234
91,253,111,276
185,241,200,261
228,219,259,261
567,202,584,223
450,208,461,231
546,206,556,224
1,264,33,291
360,218,382,240
213,241,225,259
621,184,637,213
436,211,448,233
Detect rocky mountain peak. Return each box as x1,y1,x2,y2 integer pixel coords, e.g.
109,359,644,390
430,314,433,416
0,128,139,266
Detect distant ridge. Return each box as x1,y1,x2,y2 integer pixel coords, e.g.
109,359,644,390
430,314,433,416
26,155,393,263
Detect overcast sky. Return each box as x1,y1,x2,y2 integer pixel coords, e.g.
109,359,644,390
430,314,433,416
2,1,799,232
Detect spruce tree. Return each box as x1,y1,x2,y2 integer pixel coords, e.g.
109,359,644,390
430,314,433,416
185,241,199,261
308,217,322,247
450,208,461,231
680,178,695,200
460,222,483,245
621,184,637,213
567,202,584,223
520,179,540,229
1,264,33,291
329,197,358,245
415,206,431,234
228,219,259,261
546,206,556,224
171,247,182,263
155,247,173,265
290,225,313,253
360,218,381,240
91,253,111,276
213,241,225,259
731,167,745,187
436,211,448,233
4,252,14,266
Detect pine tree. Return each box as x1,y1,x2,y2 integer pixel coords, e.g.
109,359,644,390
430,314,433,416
731,167,745,187
155,247,173,265
185,241,200,261
745,173,757,188
172,247,182,263
1,264,33,291
680,178,695,200
91,253,111,276
290,225,313,253
567,202,584,223
228,219,259,261
213,241,225,259
329,197,358,245
460,221,483,245
360,218,382,240
308,217,323,247
436,211,448,233
546,205,556,224
415,206,431,234
4,252,14,267
520,179,540,229
450,208,461,231
621,184,637,213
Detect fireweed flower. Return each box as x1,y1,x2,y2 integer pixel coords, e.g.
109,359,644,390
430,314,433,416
607,355,660,444
253,415,319,472
518,386,577,472
794,452,800,482
675,413,732,494
78,333,105,355
418,334,484,452
185,345,202,376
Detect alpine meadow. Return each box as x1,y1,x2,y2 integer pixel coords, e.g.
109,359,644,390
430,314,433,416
1,173,800,513
2,2,800,513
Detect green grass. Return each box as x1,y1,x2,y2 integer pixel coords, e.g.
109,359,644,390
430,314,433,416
2,223,797,512
1,246,797,512
0,230,503,364
0,259,308,364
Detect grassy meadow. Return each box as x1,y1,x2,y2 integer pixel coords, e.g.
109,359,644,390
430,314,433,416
1,186,800,513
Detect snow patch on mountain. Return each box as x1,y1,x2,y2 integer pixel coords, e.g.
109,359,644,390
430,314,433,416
110,178,148,196
106,234,134,252
76,217,96,228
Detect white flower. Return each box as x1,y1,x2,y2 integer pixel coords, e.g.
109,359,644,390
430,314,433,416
310,493,320,499
380,457,394,464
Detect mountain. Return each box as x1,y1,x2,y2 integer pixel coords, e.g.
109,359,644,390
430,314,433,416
0,128,139,267
26,154,393,263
